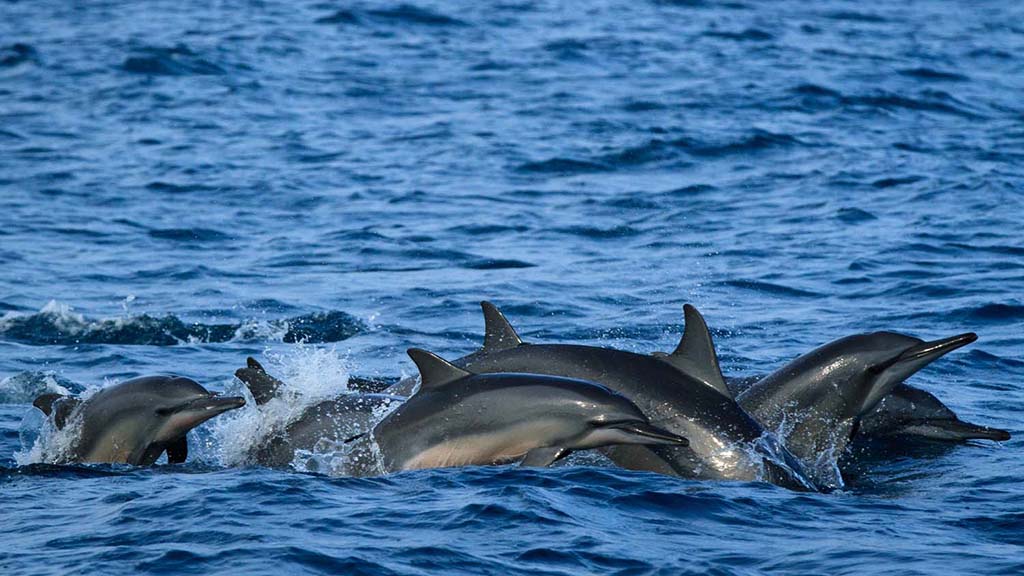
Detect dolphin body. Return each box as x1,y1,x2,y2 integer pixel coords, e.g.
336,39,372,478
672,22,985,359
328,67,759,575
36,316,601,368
407,303,812,490
32,376,245,465
725,377,1010,444
734,331,986,487
235,358,403,468
356,348,689,474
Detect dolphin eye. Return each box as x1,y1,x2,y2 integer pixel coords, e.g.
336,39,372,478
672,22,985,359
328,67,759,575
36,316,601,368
155,407,174,416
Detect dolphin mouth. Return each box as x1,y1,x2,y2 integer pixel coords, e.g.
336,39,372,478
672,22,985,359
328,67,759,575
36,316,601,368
610,422,690,446
897,333,977,364
162,394,246,416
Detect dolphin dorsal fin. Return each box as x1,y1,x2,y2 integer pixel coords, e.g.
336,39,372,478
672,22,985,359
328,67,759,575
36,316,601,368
32,393,63,416
481,301,523,353
33,393,81,429
654,304,732,399
234,357,283,405
408,348,472,390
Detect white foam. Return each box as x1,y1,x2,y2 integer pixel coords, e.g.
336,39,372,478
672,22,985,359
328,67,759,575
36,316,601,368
213,344,373,469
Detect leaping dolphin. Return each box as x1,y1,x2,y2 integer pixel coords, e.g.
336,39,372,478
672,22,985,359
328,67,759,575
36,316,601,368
32,376,245,465
358,348,689,474
235,358,403,468
438,302,813,490
734,331,982,487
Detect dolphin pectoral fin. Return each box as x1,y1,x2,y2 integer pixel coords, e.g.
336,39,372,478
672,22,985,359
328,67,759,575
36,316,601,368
654,304,732,399
235,357,285,405
480,301,524,353
520,447,570,467
407,349,473,390
166,436,189,464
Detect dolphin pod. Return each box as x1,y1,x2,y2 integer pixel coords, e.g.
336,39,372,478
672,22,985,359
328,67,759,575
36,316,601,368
22,301,1009,493
32,376,245,465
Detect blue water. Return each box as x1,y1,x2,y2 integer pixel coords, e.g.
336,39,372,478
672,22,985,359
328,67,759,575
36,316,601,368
2,0,1023,573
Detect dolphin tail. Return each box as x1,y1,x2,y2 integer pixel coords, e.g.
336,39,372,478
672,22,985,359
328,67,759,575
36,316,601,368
235,357,284,405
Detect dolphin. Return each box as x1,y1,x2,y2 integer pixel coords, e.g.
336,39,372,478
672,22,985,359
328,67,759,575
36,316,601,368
734,331,981,487
234,358,403,468
854,382,1010,442
726,377,1010,444
433,302,813,490
32,376,245,465
356,348,689,474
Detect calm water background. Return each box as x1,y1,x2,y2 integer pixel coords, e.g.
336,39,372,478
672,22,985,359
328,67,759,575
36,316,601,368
2,0,1023,574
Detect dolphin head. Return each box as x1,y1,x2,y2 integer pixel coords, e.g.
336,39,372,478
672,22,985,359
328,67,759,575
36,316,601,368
149,377,246,443
570,388,689,450
809,331,977,419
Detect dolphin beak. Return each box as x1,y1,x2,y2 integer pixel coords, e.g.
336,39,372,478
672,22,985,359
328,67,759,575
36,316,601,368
611,422,690,447
160,394,246,416
194,394,247,414
859,332,978,418
897,332,977,364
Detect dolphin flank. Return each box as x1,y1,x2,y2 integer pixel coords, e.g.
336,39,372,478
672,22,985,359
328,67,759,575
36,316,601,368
354,348,689,474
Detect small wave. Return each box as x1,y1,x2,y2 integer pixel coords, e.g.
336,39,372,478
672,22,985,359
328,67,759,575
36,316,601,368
674,130,803,157
835,208,878,223
319,4,467,27
872,175,924,188
0,371,84,404
0,301,366,346
145,181,220,194
148,228,231,242
822,10,887,23
371,4,465,26
462,259,536,270
515,158,609,175
898,68,969,82
555,225,642,240
847,90,981,119
121,44,225,76
703,28,774,41
1,43,37,68
720,280,823,298
315,9,360,24
948,303,1024,324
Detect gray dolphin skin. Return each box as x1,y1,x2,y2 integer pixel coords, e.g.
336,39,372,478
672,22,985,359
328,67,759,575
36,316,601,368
235,358,403,467
736,331,981,486
438,302,812,490
362,348,689,473
726,377,1011,444
853,382,1010,442
32,376,245,465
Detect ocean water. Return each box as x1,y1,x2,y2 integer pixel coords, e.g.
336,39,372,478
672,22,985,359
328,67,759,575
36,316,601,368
2,0,1023,573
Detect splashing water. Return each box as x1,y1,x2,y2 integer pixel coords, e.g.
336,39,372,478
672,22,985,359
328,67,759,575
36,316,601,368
214,344,403,473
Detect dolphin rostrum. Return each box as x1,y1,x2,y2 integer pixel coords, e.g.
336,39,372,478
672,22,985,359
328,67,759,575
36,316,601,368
32,376,245,465
441,302,812,490
735,331,981,487
235,358,403,468
355,348,689,474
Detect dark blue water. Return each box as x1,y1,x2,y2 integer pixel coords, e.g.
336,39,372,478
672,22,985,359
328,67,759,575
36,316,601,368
2,0,1023,573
